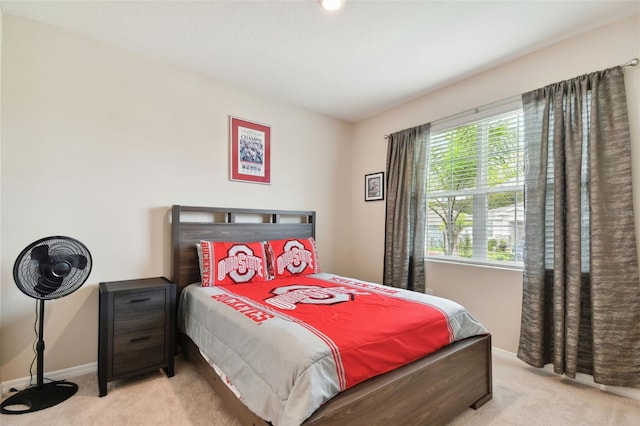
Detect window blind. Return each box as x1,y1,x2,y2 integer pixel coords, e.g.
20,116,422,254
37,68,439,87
426,107,524,266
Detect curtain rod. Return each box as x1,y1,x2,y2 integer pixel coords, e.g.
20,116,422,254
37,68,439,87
383,57,639,139
382,94,520,140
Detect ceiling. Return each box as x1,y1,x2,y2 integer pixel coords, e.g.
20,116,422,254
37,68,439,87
2,0,639,122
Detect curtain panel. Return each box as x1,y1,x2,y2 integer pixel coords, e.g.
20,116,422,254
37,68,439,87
383,123,430,292
518,66,640,388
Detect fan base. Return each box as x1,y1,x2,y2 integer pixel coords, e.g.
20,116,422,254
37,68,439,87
0,381,78,414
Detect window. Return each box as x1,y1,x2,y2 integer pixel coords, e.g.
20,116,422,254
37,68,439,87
426,101,524,267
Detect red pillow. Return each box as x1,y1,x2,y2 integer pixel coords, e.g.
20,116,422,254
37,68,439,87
268,237,320,278
200,241,272,286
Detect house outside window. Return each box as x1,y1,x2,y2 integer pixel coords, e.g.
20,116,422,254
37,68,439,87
426,100,524,267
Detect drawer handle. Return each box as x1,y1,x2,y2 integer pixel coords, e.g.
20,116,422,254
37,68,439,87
129,297,151,303
130,336,150,343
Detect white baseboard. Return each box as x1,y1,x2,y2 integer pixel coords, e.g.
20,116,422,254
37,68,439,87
491,346,640,401
491,346,518,357
1,362,97,396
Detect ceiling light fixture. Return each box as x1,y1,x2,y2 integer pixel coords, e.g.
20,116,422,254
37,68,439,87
318,0,344,12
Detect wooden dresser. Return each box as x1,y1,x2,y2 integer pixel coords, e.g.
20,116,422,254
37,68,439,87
98,277,176,396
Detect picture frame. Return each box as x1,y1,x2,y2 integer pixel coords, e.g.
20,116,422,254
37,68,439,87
365,172,384,201
229,116,271,184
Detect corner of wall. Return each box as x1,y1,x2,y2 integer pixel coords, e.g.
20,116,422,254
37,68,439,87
0,7,5,385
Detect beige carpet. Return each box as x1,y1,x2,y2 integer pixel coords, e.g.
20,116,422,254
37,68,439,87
1,350,638,426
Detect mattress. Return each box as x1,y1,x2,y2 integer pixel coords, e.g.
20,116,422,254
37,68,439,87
178,272,487,426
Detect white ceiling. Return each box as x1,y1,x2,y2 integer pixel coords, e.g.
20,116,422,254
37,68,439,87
2,0,639,122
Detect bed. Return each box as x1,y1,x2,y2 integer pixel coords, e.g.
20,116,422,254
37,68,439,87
171,205,492,426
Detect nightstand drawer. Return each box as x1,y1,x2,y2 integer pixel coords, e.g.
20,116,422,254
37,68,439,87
113,327,166,376
114,289,165,333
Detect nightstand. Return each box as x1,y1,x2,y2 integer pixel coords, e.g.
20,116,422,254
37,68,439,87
98,277,176,397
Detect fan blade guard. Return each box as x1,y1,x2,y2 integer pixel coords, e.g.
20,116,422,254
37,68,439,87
13,236,93,300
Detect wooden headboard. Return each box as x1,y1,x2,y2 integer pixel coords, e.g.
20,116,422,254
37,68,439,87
171,205,316,292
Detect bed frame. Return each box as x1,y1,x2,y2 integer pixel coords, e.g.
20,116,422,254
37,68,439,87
171,205,492,426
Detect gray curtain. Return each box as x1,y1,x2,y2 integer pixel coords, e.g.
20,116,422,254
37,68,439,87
383,123,430,292
517,66,640,388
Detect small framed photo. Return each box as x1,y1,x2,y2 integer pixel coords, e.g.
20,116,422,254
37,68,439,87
365,172,384,201
230,116,271,184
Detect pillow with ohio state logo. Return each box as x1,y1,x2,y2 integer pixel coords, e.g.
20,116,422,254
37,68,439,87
199,241,273,286
267,237,321,278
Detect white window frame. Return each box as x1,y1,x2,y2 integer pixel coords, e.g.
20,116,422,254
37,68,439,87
426,96,524,270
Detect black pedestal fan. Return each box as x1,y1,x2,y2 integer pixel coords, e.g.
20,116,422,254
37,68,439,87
0,236,92,415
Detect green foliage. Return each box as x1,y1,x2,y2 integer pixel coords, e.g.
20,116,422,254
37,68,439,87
488,191,522,210
486,118,521,188
459,234,472,258
428,124,479,193
489,252,514,261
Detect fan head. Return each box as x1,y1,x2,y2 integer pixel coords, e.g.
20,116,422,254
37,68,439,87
13,236,92,300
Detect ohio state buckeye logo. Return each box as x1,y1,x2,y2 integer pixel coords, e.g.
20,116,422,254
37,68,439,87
276,240,314,275
265,285,370,310
217,244,264,283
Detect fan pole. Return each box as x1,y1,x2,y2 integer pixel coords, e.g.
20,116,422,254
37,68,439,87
36,299,45,389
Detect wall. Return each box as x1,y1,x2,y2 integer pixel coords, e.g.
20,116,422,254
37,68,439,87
0,15,353,382
349,14,640,353
0,8,4,384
